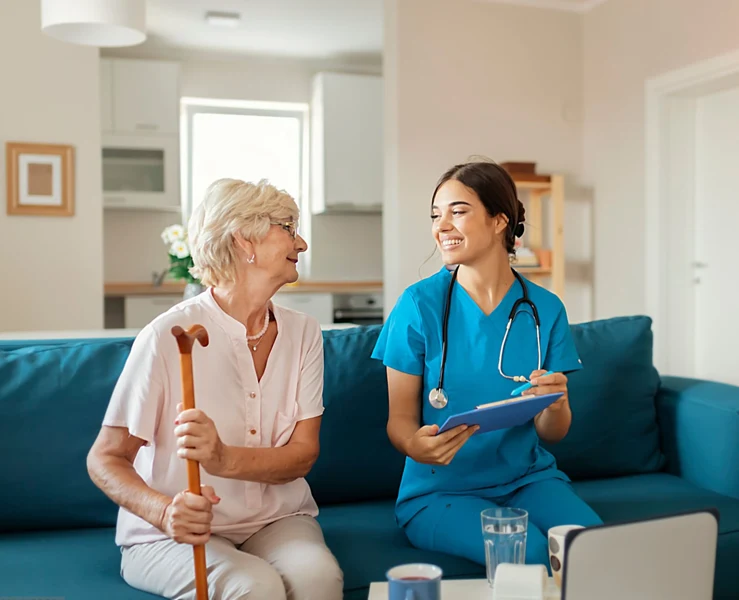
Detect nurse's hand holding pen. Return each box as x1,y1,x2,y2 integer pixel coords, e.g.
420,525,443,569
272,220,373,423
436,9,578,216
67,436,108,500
529,369,572,444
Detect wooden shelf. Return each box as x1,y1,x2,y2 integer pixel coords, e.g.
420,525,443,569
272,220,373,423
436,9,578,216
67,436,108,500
513,266,552,275
513,180,553,192
508,170,565,299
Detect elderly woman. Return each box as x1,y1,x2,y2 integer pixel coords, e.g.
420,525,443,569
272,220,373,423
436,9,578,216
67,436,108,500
87,178,343,600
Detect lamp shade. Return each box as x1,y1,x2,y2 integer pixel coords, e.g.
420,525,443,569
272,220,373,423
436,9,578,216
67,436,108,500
41,0,146,47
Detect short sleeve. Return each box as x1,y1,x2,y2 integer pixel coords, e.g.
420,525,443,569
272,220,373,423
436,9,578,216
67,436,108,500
371,289,426,376
295,318,325,421
102,325,166,445
543,302,583,374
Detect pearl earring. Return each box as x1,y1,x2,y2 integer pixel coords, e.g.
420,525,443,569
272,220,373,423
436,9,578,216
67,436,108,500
247,254,255,264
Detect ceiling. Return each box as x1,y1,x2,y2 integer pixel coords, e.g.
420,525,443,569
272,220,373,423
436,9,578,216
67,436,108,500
142,0,383,60
137,0,606,60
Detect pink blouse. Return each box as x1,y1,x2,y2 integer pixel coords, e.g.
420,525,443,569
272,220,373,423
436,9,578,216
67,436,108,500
103,288,324,546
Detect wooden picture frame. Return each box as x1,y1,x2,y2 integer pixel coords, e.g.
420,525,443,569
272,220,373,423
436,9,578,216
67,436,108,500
6,142,74,216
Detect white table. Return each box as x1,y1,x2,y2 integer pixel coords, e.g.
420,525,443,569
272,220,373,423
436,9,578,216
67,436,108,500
368,578,561,599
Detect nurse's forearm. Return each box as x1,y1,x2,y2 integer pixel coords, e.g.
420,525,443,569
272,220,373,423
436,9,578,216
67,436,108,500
535,403,572,443
387,415,420,456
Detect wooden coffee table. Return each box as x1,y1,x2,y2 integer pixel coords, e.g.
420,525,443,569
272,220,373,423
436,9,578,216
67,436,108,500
368,578,561,599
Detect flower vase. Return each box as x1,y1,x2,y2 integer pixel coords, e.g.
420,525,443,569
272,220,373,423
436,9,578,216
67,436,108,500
183,283,205,300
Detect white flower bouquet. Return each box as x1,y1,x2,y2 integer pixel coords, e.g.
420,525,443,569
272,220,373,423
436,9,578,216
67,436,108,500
161,224,199,284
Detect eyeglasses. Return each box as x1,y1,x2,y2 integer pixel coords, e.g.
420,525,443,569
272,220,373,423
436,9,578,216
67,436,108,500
270,220,298,239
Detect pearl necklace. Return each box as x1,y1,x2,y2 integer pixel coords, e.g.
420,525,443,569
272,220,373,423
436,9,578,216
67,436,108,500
246,309,270,351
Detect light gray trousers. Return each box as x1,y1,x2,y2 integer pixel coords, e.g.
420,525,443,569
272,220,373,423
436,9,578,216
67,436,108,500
120,515,344,600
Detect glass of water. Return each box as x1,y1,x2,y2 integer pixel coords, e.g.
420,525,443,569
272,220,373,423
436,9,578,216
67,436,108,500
481,507,528,588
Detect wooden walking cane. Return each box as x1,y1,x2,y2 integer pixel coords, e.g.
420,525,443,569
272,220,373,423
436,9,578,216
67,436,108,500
172,324,210,600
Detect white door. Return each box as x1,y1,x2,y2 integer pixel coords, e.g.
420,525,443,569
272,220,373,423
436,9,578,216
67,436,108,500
693,84,739,385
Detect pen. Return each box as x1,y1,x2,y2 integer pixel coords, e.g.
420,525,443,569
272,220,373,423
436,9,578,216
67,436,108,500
511,371,553,396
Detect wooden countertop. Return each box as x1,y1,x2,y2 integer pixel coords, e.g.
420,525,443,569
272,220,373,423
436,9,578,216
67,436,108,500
104,280,383,297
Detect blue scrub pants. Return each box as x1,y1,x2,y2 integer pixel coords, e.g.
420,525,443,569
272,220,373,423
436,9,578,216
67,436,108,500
403,479,603,570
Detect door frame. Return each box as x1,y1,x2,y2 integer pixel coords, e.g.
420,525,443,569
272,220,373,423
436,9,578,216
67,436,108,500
645,49,739,374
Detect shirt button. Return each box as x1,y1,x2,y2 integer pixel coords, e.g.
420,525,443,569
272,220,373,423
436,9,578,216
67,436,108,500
250,392,257,398
250,429,257,435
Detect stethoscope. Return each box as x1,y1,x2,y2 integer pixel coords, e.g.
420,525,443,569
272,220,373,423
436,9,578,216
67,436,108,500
428,265,542,409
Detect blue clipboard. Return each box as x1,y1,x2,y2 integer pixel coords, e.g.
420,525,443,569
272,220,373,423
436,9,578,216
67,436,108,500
436,392,564,435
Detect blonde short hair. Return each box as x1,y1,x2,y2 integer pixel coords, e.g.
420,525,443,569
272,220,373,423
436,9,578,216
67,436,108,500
188,178,299,287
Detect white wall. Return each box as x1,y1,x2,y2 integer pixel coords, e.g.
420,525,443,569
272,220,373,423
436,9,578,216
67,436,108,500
383,0,590,321
0,0,103,332
583,0,739,318
103,49,384,283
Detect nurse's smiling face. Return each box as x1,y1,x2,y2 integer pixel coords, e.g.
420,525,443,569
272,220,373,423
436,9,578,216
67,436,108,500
431,179,508,266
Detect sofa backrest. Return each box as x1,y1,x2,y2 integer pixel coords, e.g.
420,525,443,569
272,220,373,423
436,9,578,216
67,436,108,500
0,338,134,532
308,316,666,503
542,315,665,479
0,315,666,532
305,326,404,505
0,328,402,532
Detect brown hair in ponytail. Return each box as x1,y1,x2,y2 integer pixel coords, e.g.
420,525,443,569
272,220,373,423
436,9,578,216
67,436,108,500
431,158,525,255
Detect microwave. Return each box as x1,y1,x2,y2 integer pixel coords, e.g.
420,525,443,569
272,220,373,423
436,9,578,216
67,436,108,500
101,134,180,212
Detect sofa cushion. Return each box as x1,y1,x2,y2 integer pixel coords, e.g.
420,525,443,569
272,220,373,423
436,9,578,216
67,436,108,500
0,527,159,599
573,473,739,600
307,326,406,505
573,473,739,534
317,500,485,600
544,316,665,479
2,479,735,600
0,340,130,531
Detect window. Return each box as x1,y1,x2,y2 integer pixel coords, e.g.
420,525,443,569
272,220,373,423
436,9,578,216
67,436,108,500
182,98,308,224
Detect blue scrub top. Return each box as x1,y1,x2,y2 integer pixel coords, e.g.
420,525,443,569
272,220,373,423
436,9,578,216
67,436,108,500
372,266,583,528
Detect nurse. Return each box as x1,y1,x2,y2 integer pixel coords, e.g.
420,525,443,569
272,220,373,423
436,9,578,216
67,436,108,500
371,160,602,569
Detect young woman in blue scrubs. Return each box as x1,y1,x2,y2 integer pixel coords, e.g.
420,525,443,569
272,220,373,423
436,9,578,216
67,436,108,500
372,160,602,569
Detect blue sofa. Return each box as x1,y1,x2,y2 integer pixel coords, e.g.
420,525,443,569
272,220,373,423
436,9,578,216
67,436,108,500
1,316,738,599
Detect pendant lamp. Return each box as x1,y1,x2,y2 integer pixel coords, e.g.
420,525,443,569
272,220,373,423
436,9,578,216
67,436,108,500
41,0,146,47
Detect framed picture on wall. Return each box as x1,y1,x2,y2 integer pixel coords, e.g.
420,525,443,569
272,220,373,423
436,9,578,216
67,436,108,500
5,141,74,216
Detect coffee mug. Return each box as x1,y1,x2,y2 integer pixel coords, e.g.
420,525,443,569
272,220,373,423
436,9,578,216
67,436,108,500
386,563,442,600
547,524,584,587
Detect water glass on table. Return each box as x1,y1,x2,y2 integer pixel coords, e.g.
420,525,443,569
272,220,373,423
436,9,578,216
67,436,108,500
481,507,528,588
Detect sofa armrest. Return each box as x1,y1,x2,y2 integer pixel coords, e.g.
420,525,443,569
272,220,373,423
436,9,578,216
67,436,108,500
656,376,739,500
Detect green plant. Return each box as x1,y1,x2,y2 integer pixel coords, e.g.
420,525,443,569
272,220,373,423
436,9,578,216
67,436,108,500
161,224,199,284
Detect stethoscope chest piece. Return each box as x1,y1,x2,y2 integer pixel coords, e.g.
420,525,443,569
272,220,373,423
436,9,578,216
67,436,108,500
428,388,448,410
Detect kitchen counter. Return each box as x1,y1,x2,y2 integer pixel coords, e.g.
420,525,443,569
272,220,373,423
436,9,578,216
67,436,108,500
104,280,383,297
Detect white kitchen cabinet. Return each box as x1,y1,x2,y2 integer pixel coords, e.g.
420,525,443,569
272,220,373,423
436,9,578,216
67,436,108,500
100,58,180,135
273,293,334,325
102,134,180,211
124,295,182,329
99,57,181,211
310,72,383,214
100,58,113,133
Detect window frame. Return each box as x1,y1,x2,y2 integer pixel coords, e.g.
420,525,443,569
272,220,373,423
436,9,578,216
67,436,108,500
180,97,311,276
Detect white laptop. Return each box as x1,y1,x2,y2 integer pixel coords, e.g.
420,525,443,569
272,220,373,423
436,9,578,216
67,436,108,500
562,509,719,600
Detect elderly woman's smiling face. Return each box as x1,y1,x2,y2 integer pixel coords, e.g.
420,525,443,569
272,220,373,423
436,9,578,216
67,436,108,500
188,179,310,289
249,217,307,285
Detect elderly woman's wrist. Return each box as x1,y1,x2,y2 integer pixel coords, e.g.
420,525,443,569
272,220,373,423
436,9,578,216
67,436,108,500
156,495,174,533
213,443,233,478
